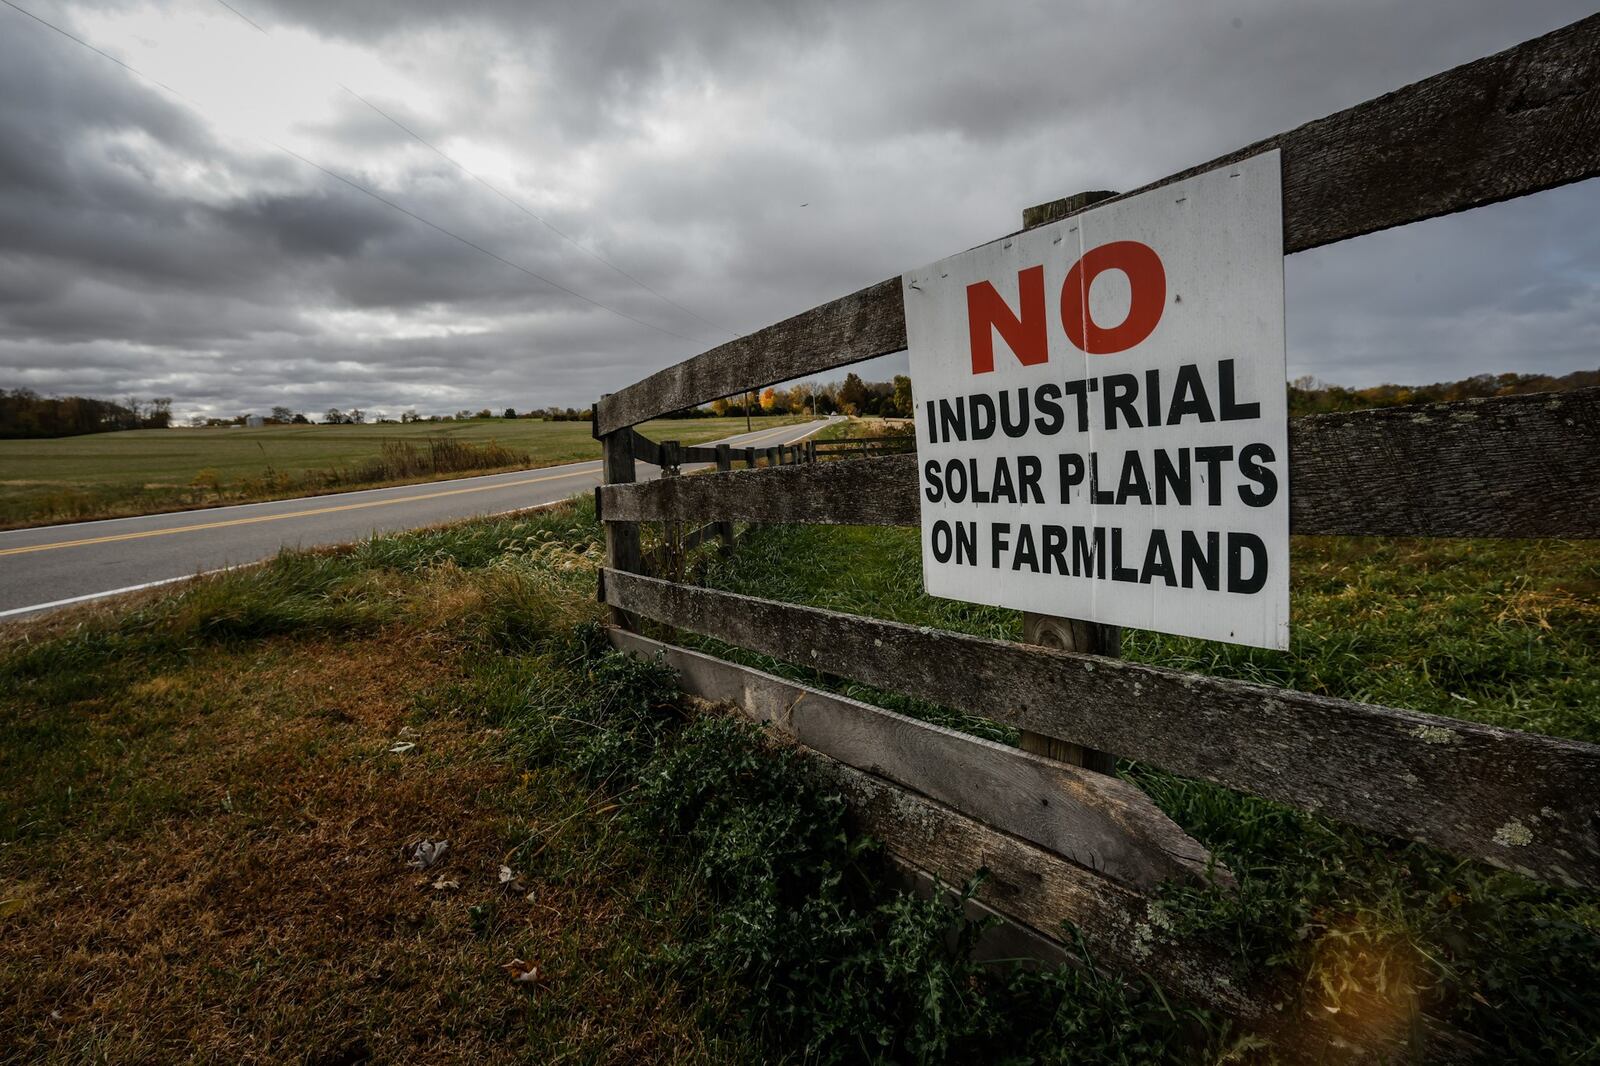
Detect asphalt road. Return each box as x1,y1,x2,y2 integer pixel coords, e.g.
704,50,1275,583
0,419,834,620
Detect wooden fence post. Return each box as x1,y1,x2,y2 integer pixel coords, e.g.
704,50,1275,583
744,446,757,469
715,444,734,554
1018,190,1120,775
597,400,642,628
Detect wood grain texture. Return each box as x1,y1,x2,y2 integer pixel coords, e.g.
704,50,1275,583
1288,389,1600,537
713,445,735,552
598,389,1600,538
1022,190,1119,231
627,430,663,467
601,454,915,525
1021,612,1120,774
602,568,1600,888
816,756,1261,1016
596,17,1600,431
599,432,642,614
608,628,1222,891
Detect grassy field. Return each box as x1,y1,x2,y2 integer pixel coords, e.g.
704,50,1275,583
1,501,1596,1061
0,415,806,528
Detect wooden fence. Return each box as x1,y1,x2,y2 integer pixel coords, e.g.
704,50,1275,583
590,15,1600,1053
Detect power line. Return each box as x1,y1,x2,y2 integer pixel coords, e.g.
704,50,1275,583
1,0,703,346
213,0,736,339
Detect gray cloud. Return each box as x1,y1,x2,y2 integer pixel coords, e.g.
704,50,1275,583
0,0,1595,421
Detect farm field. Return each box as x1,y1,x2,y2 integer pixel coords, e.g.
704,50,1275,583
0,415,806,529
1,502,1596,1061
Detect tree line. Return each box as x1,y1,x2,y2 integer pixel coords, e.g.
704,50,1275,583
0,389,172,439
1287,368,1598,416
8,368,1592,438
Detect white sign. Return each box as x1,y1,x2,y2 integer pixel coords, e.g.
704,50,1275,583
902,151,1288,649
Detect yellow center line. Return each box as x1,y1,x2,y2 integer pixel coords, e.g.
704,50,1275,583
0,465,603,558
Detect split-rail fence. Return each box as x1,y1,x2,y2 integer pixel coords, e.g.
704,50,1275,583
590,16,1600,1057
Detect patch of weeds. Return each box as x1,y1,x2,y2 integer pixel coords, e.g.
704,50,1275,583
514,644,1210,1063
639,717,1213,1063
519,648,686,788
1138,761,1600,1059
352,496,602,573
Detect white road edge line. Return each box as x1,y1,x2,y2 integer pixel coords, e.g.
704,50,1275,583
0,460,609,536
0,565,242,620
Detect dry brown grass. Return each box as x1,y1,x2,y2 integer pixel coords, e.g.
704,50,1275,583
0,598,735,1064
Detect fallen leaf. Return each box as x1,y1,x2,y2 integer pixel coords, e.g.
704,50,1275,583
388,742,416,754
431,877,460,891
502,958,540,984
406,839,449,870
498,865,528,893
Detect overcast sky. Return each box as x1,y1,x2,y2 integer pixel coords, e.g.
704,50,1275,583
1,0,1595,420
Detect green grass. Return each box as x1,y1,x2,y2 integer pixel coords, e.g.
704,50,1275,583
0,414,807,528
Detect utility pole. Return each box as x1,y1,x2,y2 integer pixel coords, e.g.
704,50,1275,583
746,390,752,432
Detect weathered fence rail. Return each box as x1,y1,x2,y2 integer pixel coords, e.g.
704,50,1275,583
590,13,1600,1050
601,567,1600,888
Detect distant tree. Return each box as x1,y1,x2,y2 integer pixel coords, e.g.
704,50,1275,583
270,405,295,423
324,408,346,425
347,408,366,424
759,387,778,412
400,410,420,423
503,407,518,419
839,373,868,416
709,397,731,416
291,412,310,424
892,375,913,417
